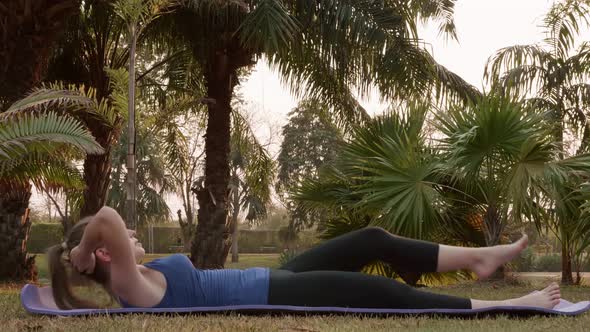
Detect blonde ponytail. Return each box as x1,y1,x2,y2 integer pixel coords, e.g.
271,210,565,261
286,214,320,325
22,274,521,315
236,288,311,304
47,217,116,309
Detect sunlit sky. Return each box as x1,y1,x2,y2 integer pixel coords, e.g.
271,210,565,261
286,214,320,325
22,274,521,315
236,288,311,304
32,0,582,215
239,0,556,119
232,0,562,162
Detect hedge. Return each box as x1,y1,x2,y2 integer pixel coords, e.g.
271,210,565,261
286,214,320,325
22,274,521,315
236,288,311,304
27,223,318,254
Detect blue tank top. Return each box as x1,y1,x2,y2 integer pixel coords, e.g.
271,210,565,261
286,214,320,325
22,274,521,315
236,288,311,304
120,254,270,308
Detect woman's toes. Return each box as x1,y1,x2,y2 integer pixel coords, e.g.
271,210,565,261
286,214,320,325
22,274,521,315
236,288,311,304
544,283,559,292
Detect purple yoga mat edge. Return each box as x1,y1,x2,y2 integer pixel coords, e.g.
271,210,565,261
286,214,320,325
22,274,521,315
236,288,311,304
20,284,590,317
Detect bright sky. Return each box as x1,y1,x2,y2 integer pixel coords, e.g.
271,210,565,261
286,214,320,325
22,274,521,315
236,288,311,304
238,0,556,123
31,0,580,216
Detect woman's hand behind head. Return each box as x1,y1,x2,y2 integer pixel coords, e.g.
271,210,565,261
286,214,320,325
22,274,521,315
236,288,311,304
70,245,96,274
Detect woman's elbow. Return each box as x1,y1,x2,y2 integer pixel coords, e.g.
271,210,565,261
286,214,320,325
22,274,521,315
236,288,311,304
94,206,125,227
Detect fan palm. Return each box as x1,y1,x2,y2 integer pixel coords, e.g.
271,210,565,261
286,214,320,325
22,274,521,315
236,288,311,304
0,89,103,281
294,103,444,240
294,95,590,282
145,0,478,268
293,103,475,285
484,0,590,283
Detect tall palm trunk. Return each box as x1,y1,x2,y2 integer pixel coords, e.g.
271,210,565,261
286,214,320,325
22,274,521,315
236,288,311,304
80,144,116,217
191,53,238,268
0,0,81,281
561,242,574,284
0,181,36,281
126,25,138,230
230,170,240,263
555,106,575,285
483,205,505,279
0,0,80,104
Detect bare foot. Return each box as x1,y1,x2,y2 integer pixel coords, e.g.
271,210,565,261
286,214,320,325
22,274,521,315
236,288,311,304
472,234,529,280
506,282,561,309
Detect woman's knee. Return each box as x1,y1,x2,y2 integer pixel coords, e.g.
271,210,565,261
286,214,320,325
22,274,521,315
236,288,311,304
360,226,391,239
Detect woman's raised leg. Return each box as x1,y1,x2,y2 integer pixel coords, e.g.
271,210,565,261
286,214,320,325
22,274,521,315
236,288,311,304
280,227,439,273
281,227,529,280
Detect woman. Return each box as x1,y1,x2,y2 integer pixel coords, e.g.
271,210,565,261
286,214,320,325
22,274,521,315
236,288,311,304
49,206,560,310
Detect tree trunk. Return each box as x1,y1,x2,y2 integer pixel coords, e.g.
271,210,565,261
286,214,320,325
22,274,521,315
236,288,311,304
0,0,80,282
0,0,81,104
79,58,124,218
190,53,238,269
126,25,137,230
177,209,195,252
231,175,240,263
80,149,115,217
561,242,574,285
0,181,37,281
481,206,506,279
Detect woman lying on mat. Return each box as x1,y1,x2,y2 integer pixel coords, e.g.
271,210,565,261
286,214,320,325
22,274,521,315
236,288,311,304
48,206,560,310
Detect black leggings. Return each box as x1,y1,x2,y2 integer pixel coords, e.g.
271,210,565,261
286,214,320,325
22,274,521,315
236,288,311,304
267,227,471,309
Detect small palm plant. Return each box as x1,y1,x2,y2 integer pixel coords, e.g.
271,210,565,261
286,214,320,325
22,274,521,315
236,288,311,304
0,87,104,281
293,95,590,284
293,103,471,285
484,0,590,284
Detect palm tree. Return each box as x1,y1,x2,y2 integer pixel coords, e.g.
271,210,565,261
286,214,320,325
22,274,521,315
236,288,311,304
112,0,166,229
0,1,85,280
293,102,476,285
484,0,590,284
147,0,478,268
45,1,173,220
294,96,590,282
108,127,172,227
44,1,130,218
227,110,275,262
0,89,103,281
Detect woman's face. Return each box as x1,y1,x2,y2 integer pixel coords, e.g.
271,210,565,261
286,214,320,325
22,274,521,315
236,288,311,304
127,229,146,262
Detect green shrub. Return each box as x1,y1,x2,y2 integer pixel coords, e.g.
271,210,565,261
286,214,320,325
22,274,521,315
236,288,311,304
28,223,63,253
534,254,562,272
511,247,535,272
27,223,318,254
278,249,300,266
137,226,183,253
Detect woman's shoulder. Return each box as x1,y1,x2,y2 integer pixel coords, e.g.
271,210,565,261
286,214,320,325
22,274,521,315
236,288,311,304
145,254,192,267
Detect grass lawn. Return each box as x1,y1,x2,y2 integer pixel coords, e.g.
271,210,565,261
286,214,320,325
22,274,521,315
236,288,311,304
3,254,590,331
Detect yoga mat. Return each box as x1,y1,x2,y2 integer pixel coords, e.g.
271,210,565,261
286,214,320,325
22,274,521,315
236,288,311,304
20,284,590,317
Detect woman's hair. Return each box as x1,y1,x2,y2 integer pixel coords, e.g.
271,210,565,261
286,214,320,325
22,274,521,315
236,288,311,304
47,216,116,309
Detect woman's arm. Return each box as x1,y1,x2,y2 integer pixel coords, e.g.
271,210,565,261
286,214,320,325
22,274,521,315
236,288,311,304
73,206,149,299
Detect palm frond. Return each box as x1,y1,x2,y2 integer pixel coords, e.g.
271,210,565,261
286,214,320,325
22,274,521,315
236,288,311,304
494,65,550,98
543,0,590,59
484,45,555,87
0,112,103,161
112,0,168,27
238,0,300,54
230,110,275,209
0,153,85,190
269,51,370,129
3,88,95,116
432,62,482,104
